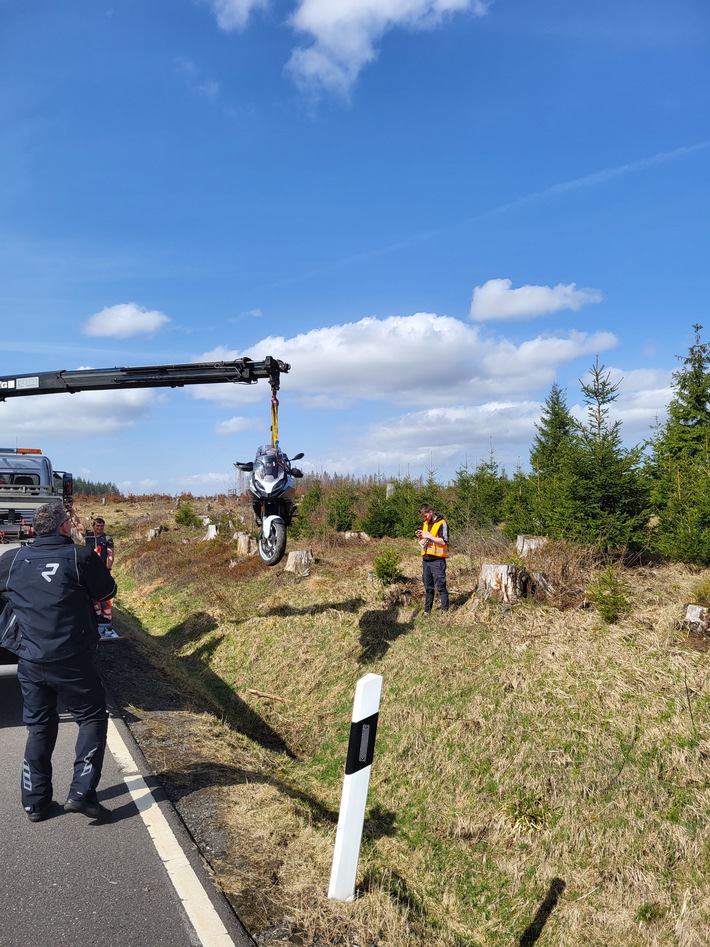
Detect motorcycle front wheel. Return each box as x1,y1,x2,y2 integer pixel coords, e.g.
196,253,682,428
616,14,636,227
258,521,287,566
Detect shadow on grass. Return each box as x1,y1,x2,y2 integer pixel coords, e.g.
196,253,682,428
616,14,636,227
519,878,566,946
164,610,219,649
358,601,416,663
360,867,566,946
102,607,296,758
360,867,429,925
263,597,366,618
152,758,398,843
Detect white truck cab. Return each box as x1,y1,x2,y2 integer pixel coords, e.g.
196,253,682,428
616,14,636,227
0,448,73,543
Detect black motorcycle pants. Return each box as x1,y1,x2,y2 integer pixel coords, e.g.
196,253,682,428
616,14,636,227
18,652,108,812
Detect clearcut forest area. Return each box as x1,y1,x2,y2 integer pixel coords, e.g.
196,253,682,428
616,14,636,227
82,493,710,947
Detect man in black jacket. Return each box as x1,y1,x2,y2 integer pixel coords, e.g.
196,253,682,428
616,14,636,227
0,502,117,822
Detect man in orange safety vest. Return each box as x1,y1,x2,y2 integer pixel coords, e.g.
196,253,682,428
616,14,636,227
416,504,449,613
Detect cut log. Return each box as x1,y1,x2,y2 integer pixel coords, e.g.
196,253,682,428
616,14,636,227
685,604,710,636
284,549,314,575
516,535,548,557
476,564,530,604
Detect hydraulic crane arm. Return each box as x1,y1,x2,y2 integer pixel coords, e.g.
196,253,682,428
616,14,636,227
0,356,290,401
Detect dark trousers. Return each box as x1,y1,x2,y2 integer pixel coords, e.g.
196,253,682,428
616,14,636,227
17,652,108,812
422,557,449,611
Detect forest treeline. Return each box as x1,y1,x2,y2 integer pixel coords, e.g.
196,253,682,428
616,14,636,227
290,324,710,566
73,476,120,496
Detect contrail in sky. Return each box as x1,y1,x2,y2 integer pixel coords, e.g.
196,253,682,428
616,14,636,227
270,139,710,288
482,139,710,219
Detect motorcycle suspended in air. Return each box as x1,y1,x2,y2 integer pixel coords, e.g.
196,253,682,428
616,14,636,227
235,445,304,566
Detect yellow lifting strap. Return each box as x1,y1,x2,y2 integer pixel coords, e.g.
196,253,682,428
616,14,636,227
270,385,279,448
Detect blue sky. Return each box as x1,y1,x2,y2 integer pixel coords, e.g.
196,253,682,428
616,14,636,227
1,0,708,496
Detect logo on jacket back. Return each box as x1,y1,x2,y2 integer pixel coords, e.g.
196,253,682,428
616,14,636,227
41,563,59,582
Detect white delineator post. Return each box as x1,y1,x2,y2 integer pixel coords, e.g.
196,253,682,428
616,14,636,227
328,672,383,902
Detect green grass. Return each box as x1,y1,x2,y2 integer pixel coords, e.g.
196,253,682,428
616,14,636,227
108,500,710,946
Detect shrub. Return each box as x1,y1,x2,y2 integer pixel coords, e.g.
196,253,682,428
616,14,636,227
174,503,202,528
690,576,710,607
586,563,633,623
373,548,403,586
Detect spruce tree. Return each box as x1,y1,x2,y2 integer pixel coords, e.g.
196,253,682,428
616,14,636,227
451,449,506,532
528,382,578,536
556,359,648,552
501,464,538,540
530,382,577,475
649,324,710,563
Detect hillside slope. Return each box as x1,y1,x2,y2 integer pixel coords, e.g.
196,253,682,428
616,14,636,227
93,497,710,947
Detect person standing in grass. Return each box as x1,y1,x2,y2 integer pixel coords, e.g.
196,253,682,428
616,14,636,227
0,502,117,822
85,516,116,636
415,503,449,613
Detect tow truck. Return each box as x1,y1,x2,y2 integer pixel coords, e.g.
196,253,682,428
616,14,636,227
0,355,288,539
0,355,289,664
0,447,74,543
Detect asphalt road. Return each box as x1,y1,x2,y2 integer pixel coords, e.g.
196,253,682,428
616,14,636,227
0,665,254,947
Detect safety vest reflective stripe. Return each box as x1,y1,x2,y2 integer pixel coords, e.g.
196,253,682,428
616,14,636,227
421,517,447,557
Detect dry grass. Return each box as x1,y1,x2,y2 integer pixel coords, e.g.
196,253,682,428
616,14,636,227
95,498,710,946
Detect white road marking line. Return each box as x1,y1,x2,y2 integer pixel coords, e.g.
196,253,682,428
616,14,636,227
107,717,238,947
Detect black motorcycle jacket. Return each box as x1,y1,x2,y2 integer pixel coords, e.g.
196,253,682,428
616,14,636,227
0,534,117,662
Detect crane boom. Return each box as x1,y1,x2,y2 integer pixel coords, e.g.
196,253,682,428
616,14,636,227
0,356,289,401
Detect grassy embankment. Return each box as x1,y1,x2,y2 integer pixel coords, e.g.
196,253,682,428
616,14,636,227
103,497,709,946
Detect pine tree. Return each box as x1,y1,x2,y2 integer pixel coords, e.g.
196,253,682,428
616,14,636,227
501,464,538,540
664,323,710,460
530,382,577,475
528,382,578,536
555,359,648,552
649,324,710,563
451,448,506,532
360,477,426,538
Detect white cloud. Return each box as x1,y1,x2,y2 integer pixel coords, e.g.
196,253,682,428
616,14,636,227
121,478,160,492
470,278,603,322
215,416,261,434
288,0,489,96
0,389,157,437
209,0,268,31
206,0,488,96
353,400,543,472
191,312,617,409
175,471,232,488
82,303,171,339
480,330,617,393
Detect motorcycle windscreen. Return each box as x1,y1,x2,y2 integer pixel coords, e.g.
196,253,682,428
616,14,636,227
254,446,286,482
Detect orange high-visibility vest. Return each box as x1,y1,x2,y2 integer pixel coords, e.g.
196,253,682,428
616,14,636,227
420,516,448,558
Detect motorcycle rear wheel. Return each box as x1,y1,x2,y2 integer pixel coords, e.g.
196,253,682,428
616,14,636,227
258,521,287,566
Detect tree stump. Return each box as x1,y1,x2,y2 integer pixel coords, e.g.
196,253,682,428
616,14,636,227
476,564,530,604
235,532,257,556
529,571,555,600
203,524,218,541
284,549,314,576
516,535,548,557
685,604,710,636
